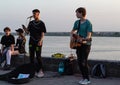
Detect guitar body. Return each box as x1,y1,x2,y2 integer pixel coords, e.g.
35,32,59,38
70,34,82,49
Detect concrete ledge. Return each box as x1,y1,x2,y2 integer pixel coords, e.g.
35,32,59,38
11,56,120,77
42,57,120,77
11,54,30,67
88,60,120,77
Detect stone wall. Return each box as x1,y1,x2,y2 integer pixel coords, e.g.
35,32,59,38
11,55,120,77
42,57,120,77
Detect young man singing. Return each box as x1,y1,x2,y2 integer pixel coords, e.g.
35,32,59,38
23,9,46,78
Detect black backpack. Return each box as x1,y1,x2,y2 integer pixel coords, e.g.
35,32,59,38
64,59,76,75
91,64,107,78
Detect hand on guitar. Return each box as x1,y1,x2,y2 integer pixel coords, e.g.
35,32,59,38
70,32,92,49
70,34,82,49
71,34,83,43
71,34,91,44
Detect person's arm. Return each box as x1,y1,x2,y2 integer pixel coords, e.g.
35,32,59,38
15,38,18,47
71,20,79,35
81,19,92,43
38,32,45,46
21,37,26,46
71,29,77,34
86,20,92,40
37,21,46,46
1,36,4,53
82,32,92,44
1,45,4,54
11,35,15,51
86,32,92,39
11,44,14,52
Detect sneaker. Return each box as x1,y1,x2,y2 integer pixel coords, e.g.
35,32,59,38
1,61,6,68
36,72,44,78
78,79,84,84
35,72,38,76
79,79,91,85
3,65,11,70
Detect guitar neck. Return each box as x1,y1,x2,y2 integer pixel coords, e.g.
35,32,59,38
72,34,92,41
82,38,92,41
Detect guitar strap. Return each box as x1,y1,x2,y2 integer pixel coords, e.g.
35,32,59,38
77,20,81,35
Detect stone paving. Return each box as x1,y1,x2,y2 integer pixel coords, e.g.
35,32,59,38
0,71,120,85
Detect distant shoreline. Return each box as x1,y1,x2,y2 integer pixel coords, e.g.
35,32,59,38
45,32,120,37
0,32,120,37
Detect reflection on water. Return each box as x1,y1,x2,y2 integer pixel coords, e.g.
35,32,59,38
42,36,120,61
0,36,120,61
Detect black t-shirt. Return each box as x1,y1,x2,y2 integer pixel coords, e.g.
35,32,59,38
28,20,47,41
1,34,15,47
16,37,26,53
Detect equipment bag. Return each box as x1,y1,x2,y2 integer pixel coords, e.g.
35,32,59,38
0,63,36,84
58,58,76,75
91,64,107,78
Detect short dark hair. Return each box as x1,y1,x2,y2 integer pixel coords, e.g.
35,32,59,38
32,9,40,13
76,7,86,17
4,27,11,32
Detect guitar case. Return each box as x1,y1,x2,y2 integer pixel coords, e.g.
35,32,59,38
0,63,36,84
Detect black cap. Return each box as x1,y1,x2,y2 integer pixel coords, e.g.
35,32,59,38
15,28,24,33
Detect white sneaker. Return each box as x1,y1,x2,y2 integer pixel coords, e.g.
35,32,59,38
36,72,44,78
79,79,91,85
1,61,6,68
35,72,38,76
78,79,84,84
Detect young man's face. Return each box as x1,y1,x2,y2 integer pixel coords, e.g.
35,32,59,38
76,11,83,18
5,30,11,36
33,12,40,20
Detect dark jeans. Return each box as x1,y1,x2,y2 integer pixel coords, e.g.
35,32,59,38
29,39,43,72
76,44,91,80
0,47,10,64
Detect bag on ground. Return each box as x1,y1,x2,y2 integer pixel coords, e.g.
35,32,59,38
58,58,76,75
58,62,65,75
0,63,36,84
64,59,76,75
91,64,107,78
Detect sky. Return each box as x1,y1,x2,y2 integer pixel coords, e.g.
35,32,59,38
0,0,120,32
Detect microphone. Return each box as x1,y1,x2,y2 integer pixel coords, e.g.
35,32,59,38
27,16,33,19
